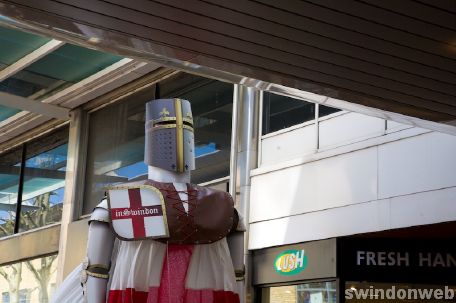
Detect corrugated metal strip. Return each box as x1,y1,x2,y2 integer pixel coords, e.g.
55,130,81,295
0,0,455,123
416,0,456,14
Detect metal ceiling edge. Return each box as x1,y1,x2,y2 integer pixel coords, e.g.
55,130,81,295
0,117,68,154
0,92,70,120
83,67,177,113
41,58,135,105
0,4,455,137
0,67,175,155
0,60,152,133
57,61,161,109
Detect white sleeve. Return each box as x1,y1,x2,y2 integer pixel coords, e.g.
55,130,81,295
89,199,110,224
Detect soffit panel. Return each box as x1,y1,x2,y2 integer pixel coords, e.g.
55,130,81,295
0,0,454,126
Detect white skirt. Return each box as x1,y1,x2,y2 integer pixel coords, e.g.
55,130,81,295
52,238,240,303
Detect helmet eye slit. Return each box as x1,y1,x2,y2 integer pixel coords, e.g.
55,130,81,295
154,120,176,127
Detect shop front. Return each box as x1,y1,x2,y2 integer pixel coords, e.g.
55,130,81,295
338,237,456,302
253,239,338,303
253,235,456,303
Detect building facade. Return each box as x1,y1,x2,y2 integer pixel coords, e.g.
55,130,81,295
0,19,455,303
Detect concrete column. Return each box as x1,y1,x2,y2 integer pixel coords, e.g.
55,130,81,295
56,108,89,283
229,84,260,303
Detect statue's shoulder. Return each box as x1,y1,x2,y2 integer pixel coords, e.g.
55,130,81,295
90,198,109,223
190,183,234,202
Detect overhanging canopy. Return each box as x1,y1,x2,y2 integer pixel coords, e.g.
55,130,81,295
0,0,455,134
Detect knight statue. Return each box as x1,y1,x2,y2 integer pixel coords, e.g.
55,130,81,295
52,98,241,303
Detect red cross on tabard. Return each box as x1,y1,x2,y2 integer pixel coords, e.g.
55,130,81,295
110,188,163,238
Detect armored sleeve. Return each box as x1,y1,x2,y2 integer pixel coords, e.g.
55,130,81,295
89,198,110,224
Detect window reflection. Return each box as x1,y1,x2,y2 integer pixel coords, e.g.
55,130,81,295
262,92,342,135
262,92,316,135
167,76,233,184
0,127,68,236
83,74,233,214
83,84,152,215
0,255,58,303
19,143,68,232
262,281,337,303
0,147,22,237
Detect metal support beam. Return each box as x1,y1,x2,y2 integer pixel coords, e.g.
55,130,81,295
0,39,64,82
56,107,89,283
0,92,70,120
229,84,260,303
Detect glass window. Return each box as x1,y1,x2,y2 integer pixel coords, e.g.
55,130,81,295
0,127,68,236
2,292,10,303
0,146,22,237
0,44,123,100
18,289,29,303
163,75,233,185
0,255,58,303
319,105,341,118
83,73,233,214
261,281,337,303
83,85,153,214
19,140,68,233
262,92,315,135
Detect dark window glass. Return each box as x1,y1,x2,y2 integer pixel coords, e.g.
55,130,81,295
0,127,68,236
162,75,233,185
83,74,233,214
262,92,315,135
319,104,341,118
0,146,21,237
19,139,68,232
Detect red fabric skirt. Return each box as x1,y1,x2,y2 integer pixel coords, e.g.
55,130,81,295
107,244,240,303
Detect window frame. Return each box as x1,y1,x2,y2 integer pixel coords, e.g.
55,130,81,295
258,91,346,167
0,127,69,237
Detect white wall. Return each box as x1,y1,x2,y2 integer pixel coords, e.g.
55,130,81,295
319,112,385,149
250,113,456,249
261,123,316,165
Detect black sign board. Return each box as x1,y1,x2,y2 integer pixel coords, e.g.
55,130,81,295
338,238,456,284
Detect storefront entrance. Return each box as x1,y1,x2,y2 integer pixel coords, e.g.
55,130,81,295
253,223,456,303
253,239,338,303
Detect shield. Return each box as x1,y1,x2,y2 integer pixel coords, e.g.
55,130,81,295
107,185,169,240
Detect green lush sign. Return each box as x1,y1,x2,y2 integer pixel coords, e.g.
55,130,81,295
274,249,308,275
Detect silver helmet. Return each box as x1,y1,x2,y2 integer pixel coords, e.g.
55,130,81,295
145,98,195,172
